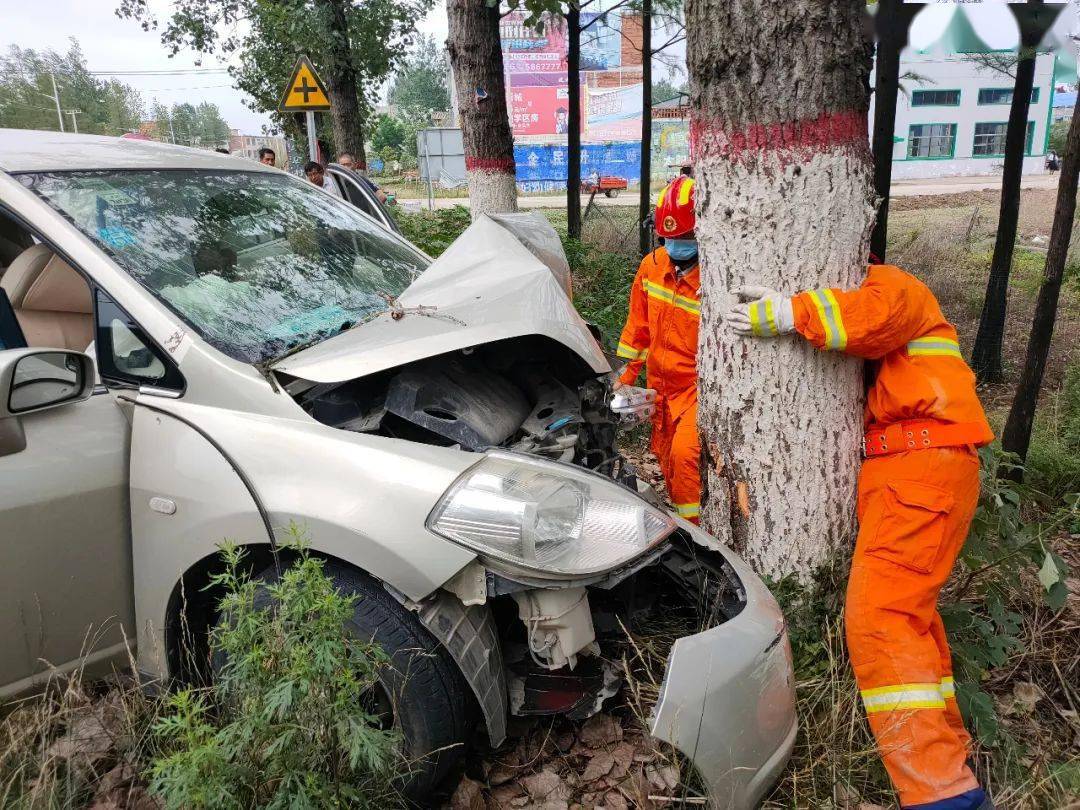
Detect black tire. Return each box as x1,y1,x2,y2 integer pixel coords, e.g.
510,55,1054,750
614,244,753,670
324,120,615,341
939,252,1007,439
218,562,472,801
605,188,619,198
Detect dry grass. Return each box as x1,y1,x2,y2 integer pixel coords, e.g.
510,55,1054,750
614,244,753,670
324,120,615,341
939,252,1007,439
0,638,163,809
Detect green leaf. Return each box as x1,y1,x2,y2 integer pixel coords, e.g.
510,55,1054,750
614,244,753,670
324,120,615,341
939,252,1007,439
1038,551,1062,592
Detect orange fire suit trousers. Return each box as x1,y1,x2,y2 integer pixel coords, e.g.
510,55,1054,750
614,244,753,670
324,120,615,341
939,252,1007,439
846,446,982,807
651,400,701,523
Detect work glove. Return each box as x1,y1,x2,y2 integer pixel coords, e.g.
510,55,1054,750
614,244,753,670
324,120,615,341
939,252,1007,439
610,384,657,425
726,285,795,337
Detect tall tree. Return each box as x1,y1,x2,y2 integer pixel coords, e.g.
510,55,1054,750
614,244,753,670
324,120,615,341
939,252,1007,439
446,0,517,217
970,2,1047,383
567,3,582,238
688,1,875,577
1001,89,1080,469
0,41,144,135
869,0,921,262
389,34,451,118
117,0,431,163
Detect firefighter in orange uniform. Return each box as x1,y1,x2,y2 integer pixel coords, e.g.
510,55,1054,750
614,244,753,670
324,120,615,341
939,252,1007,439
727,263,995,810
615,176,701,522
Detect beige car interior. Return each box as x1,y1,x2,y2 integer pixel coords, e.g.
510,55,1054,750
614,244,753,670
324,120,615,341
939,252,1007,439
0,244,93,350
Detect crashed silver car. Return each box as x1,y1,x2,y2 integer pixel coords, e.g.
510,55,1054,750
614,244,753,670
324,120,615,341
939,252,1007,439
0,131,796,807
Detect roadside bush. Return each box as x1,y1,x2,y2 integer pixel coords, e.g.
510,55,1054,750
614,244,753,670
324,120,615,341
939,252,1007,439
391,205,470,257
148,535,401,809
1025,361,1080,500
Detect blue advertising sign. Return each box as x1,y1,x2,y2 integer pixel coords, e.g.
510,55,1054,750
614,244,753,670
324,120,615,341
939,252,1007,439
514,141,641,193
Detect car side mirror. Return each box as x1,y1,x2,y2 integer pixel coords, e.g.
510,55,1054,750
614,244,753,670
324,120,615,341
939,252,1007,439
0,349,95,457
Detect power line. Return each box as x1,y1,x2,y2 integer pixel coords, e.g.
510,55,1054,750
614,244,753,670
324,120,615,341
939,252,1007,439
141,84,235,91
89,68,230,76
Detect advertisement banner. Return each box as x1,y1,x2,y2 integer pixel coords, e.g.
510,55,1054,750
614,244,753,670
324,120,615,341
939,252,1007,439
651,119,691,178
508,72,569,88
514,142,641,193
586,84,643,142
580,12,622,70
500,11,567,74
503,51,565,74
509,85,582,137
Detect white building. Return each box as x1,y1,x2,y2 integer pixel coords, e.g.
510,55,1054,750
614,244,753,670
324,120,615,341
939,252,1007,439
876,48,1056,180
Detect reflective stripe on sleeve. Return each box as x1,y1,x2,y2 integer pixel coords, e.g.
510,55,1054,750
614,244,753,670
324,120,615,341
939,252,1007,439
674,502,700,518
807,289,847,350
750,299,778,336
617,342,648,360
861,682,946,714
907,336,963,358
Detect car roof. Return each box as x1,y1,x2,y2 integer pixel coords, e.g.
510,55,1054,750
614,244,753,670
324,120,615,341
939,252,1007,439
0,129,280,174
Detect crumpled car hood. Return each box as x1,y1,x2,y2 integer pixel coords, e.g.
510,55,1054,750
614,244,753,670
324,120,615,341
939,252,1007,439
273,215,610,384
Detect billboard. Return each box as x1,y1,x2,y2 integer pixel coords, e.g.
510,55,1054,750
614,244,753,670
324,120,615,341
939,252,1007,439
580,12,622,70
509,85,583,137
514,142,641,193
500,11,567,73
586,84,644,142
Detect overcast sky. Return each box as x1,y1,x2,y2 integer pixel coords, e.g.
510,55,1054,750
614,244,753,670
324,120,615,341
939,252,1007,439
0,0,452,134
0,2,1072,136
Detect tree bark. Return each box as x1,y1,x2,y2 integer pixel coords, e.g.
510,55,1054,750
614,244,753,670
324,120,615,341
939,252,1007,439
971,1,1042,383
1001,89,1080,469
447,0,518,219
638,0,653,258
869,1,920,261
688,0,875,578
567,5,582,238
320,0,367,167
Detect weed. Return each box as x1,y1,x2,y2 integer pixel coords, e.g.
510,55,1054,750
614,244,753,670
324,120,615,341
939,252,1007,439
148,532,401,809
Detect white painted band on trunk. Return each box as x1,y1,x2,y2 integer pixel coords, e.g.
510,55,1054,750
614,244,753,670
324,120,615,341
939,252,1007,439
696,147,876,579
466,169,518,220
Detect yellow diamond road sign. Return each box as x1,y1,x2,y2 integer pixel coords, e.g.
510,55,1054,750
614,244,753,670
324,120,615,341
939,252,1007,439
279,56,331,112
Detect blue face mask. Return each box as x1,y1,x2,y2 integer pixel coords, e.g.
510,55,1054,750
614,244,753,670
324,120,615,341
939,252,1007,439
665,238,698,261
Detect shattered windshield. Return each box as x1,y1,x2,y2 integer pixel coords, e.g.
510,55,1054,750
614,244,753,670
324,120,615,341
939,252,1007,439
23,169,429,363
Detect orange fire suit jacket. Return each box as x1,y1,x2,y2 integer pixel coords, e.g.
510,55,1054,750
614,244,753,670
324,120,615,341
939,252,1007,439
791,264,994,442
615,247,699,417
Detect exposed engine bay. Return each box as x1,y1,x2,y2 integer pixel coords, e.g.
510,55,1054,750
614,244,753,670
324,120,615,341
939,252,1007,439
283,335,638,489
277,334,748,732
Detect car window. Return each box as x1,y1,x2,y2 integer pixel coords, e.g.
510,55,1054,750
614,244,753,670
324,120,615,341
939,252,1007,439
95,290,184,391
22,170,430,364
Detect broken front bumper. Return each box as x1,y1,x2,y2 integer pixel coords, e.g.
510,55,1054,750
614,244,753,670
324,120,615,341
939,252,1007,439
650,521,797,808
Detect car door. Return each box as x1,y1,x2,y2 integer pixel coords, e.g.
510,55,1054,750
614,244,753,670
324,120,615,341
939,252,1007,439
326,165,401,234
0,364,133,698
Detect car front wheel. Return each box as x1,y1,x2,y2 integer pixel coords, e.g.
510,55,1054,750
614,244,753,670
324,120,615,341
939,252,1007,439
220,561,473,800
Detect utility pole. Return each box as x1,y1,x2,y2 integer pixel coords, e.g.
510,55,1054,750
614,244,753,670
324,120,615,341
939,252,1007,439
638,0,653,257
65,110,82,134
168,116,177,145
50,73,64,133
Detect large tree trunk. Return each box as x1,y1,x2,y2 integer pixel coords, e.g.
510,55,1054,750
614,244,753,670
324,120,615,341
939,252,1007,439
1001,89,1080,469
567,5,582,239
971,2,1041,383
447,0,518,219
688,0,875,578
320,0,367,167
638,0,653,258
869,0,919,261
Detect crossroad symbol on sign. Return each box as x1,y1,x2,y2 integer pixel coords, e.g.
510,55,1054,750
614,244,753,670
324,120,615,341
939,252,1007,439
278,56,331,111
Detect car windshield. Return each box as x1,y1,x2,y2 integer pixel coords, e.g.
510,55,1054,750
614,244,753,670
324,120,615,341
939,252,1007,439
22,169,429,363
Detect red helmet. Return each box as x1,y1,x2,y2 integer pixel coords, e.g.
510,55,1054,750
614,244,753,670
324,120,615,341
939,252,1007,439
655,176,695,239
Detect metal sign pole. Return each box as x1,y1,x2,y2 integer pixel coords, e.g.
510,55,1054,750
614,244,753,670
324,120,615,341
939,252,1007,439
306,111,318,162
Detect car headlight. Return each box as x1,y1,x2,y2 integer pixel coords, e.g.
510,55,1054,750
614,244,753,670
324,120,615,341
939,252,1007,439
426,451,675,576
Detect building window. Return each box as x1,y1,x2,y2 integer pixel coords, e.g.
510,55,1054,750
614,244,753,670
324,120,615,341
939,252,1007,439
911,89,961,107
907,123,957,159
972,121,1036,156
978,87,1040,105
